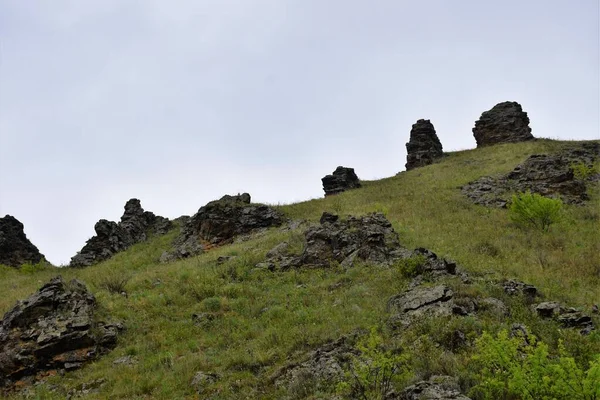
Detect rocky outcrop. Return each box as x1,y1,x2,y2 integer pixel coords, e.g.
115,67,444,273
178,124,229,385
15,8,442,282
535,302,594,335
405,119,444,170
473,101,533,147
387,285,458,328
322,166,361,196
400,376,472,400
462,143,599,207
0,276,123,388
161,194,284,262
70,199,172,267
259,212,405,270
0,215,46,268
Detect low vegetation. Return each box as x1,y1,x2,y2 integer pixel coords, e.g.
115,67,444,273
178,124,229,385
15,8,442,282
0,139,598,399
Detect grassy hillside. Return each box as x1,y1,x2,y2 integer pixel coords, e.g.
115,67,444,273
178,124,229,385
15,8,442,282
1,139,599,399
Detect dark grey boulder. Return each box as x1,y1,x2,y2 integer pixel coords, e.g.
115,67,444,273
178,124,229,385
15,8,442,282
473,101,533,147
322,166,361,196
0,215,46,268
0,276,123,388
405,119,444,170
161,193,284,262
535,302,594,335
70,199,172,267
400,375,472,400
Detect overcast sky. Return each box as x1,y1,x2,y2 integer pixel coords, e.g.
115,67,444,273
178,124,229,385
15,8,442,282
1,0,598,265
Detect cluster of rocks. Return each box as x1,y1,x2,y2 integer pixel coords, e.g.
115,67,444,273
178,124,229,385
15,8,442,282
405,119,444,170
0,276,123,389
70,199,172,267
535,302,594,335
321,166,361,196
472,101,533,147
462,143,599,207
0,215,46,268
161,193,284,262
259,212,407,271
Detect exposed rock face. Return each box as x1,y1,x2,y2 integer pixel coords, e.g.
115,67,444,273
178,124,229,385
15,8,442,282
387,285,457,328
259,212,404,270
535,302,594,335
400,376,472,400
473,101,533,147
405,119,444,170
0,276,122,388
322,166,361,196
462,143,598,207
0,215,45,268
161,194,284,262
70,199,172,267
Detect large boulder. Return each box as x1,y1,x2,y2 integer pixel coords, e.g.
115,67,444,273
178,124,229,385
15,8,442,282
405,119,444,170
322,166,361,196
473,101,533,147
462,143,599,207
70,199,172,267
161,193,284,262
0,276,122,388
0,216,45,268
259,212,405,270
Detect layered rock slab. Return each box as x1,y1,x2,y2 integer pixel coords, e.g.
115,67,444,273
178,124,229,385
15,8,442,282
473,101,533,147
322,166,361,196
0,276,122,388
0,215,46,268
405,119,444,170
70,199,172,267
161,193,284,262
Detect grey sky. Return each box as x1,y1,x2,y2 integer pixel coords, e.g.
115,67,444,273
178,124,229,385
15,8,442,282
1,0,598,265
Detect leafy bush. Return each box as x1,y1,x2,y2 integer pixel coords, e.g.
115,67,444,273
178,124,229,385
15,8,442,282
337,328,411,399
19,261,50,274
394,255,427,278
509,192,563,232
469,329,600,400
571,161,598,180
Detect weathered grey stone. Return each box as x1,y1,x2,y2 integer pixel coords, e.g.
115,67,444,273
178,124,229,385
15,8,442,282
322,167,361,196
191,371,218,395
473,101,533,147
400,375,472,400
387,285,455,328
0,215,46,268
0,277,122,388
405,119,444,170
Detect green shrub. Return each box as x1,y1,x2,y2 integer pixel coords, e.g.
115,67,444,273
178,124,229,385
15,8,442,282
394,255,427,278
19,261,50,274
571,161,598,180
509,192,563,232
469,329,600,400
98,274,130,294
337,328,411,399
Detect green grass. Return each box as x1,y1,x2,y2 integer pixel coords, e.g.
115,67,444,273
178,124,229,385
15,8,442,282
1,139,599,399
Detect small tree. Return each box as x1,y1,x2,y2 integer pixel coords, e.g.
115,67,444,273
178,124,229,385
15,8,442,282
509,192,563,232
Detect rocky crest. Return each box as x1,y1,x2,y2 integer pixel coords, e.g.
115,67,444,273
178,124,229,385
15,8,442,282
322,166,361,196
462,143,599,207
161,193,284,262
70,199,172,267
0,276,122,389
473,101,534,147
405,119,444,170
0,215,45,268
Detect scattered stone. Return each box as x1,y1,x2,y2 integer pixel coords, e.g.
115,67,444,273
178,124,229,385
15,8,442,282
478,298,509,317
535,302,594,334
161,194,284,262
66,378,107,399
462,143,598,207
112,355,138,366
191,371,218,395
534,302,561,318
271,335,358,394
320,212,339,224
472,101,533,147
0,215,46,268
501,279,538,298
387,285,455,327
412,248,458,277
400,375,472,400
405,119,444,171
216,256,237,265
0,276,123,388
70,199,172,267
322,167,361,196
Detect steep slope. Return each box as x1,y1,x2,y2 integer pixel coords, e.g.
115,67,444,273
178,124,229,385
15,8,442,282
0,139,598,399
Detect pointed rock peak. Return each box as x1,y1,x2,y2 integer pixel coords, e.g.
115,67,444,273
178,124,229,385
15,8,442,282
405,119,444,170
0,215,45,268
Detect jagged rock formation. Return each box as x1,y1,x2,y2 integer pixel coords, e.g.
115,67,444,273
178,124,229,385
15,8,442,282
462,143,599,207
473,101,534,147
70,199,172,267
400,376,472,400
0,276,123,388
0,215,45,268
321,166,361,196
161,194,284,262
405,119,444,170
535,302,594,335
259,212,406,270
